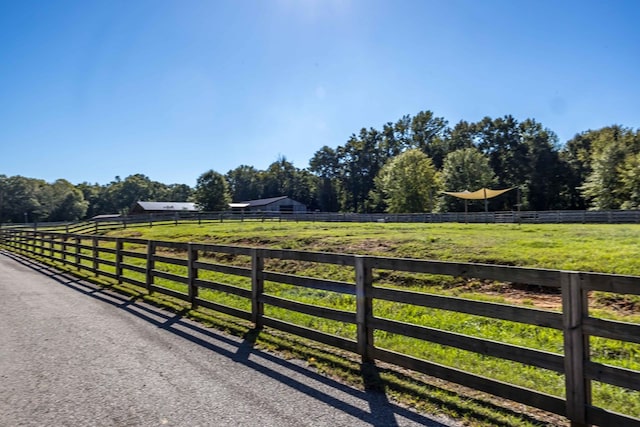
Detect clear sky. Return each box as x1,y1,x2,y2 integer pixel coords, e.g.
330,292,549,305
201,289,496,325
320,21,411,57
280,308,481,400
1,0,639,187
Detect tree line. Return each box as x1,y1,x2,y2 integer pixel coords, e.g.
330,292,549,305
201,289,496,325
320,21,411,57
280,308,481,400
1,110,638,223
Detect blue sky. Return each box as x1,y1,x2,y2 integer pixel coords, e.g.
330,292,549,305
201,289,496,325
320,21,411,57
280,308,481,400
1,0,638,187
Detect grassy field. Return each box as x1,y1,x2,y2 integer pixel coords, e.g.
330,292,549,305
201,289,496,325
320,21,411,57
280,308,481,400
109,221,640,274
109,221,640,315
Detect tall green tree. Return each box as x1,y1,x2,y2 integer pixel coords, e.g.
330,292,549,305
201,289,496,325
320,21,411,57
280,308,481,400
261,157,297,198
560,132,595,209
76,182,105,218
193,170,230,211
46,179,88,221
163,183,192,202
372,149,440,213
439,148,496,212
471,115,567,210
475,116,528,192
409,110,450,168
0,176,45,222
337,128,384,212
100,174,171,214
225,165,263,202
0,175,7,222
259,157,315,207
309,146,340,212
448,120,478,151
581,141,625,209
580,126,639,209
619,151,640,209
518,119,567,210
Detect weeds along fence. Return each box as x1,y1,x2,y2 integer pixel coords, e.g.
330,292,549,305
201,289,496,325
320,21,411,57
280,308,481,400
1,229,639,427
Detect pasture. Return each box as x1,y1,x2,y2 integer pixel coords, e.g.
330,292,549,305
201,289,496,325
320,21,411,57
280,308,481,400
107,221,640,274
108,221,640,314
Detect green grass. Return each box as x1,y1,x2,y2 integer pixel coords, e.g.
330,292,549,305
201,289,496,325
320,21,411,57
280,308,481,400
109,221,640,274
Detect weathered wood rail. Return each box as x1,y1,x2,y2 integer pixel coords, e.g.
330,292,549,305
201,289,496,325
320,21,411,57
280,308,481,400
3,208,640,235
1,229,639,427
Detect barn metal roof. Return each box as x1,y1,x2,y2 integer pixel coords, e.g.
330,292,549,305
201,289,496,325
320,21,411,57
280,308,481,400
135,201,200,211
231,196,290,207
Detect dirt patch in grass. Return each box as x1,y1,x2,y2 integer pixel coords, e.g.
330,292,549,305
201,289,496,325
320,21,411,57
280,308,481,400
455,280,640,316
451,279,562,310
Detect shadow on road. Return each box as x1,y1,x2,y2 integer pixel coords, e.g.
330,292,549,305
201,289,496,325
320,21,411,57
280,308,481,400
3,252,457,427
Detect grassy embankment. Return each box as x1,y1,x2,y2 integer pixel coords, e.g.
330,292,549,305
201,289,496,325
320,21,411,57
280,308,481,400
19,221,640,425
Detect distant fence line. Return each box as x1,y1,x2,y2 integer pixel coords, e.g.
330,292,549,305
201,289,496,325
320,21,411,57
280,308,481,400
2,209,640,234
1,228,639,427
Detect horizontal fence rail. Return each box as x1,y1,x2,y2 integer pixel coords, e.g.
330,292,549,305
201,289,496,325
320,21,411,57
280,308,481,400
1,228,639,427
3,208,640,234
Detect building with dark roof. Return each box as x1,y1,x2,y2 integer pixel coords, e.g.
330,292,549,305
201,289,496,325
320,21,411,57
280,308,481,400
228,196,306,213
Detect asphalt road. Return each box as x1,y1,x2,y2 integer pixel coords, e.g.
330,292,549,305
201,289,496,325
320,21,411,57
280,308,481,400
0,252,460,427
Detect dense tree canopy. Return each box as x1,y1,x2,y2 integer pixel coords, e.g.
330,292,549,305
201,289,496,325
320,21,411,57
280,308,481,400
372,149,440,213
0,176,88,222
225,165,263,203
193,170,230,211
579,126,640,210
440,148,496,212
1,109,638,223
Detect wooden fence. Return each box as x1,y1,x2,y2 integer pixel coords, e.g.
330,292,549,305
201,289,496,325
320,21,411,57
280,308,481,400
3,208,640,234
1,229,639,427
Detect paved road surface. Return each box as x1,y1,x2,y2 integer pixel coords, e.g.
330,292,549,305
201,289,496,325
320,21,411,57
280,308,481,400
0,252,460,427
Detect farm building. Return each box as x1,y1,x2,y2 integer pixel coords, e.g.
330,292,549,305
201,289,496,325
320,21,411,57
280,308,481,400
228,196,307,213
130,201,200,215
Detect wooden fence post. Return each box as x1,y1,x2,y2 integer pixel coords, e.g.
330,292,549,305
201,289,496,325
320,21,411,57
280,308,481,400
92,236,99,276
61,233,67,263
188,243,199,308
145,240,155,294
49,233,54,257
115,238,123,284
562,271,591,427
37,232,44,255
75,236,81,270
38,232,44,255
355,255,373,363
251,248,264,328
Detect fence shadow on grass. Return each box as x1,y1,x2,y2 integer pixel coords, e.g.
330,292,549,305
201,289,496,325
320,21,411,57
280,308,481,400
2,251,461,427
